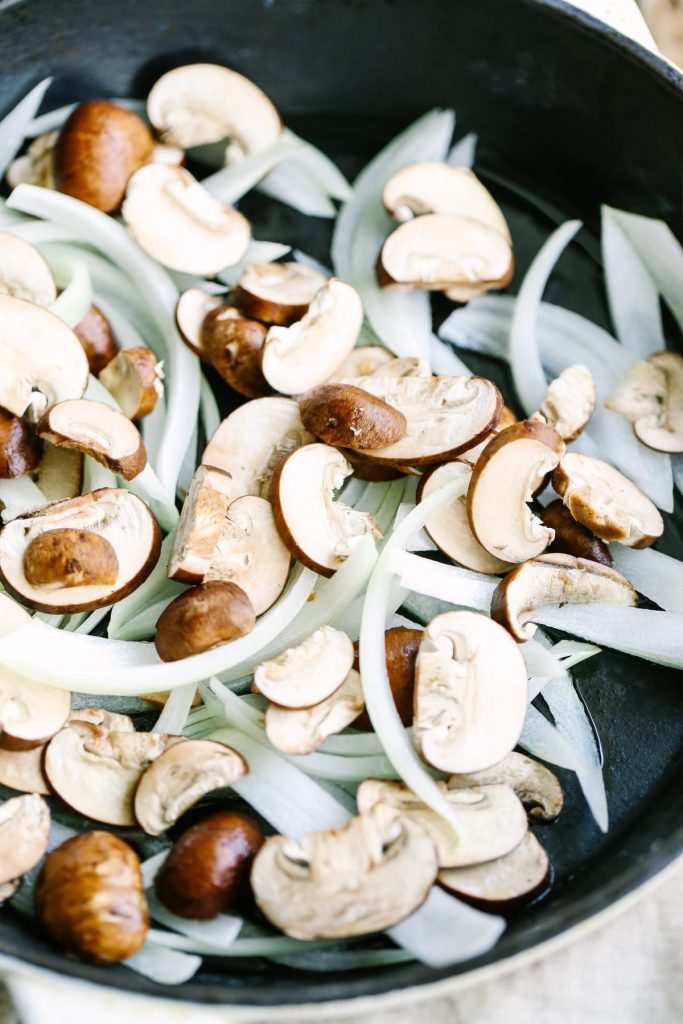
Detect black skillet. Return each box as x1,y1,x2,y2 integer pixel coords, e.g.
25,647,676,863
0,0,681,1009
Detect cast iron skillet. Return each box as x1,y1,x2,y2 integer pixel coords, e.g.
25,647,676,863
0,0,681,1008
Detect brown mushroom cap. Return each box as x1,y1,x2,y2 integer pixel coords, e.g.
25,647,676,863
552,452,664,548
531,364,596,442
468,420,565,564
201,308,270,399
134,739,247,836
0,669,70,751
447,751,564,822
98,347,163,420
74,304,118,375
35,444,84,503
254,626,355,708
541,499,613,566
0,232,57,306
299,383,408,451
438,831,551,910
53,100,154,213
233,262,327,326
175,288,225,358
23,528,119,590
265,668,364,755
37,398,147,480
155,581,256,662
0,793,51,886
0,409,42,479
491,552,638,642
353,627,422,731
169,465,234,584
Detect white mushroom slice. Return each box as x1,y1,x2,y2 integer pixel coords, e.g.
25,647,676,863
552,452,664,548
0,294,89,419
379,214,513,292
147,63,282,159
122,165,251,276
0,794,51,886
0,745,49,795
37,399,147,480
98,348,164,420
606,357,665,423
383,163,511,240
271,444,381,576
265,669,364,755
491,552,638,642
251,804,438,940
468,421,565,563
414,610,528,774
6,131,57,190
0,488,161,613
234,262,328,327
35,444,83,502
327,346,396,382
447,751,564,821
0,232,57,306
254,626,355,708
419,462,510,575
439,832,550,908
0,668,71,751
44,721,179,827
357,779,528,869
443,282,490,304
370,356,432,379
168,465,234,584
151,142,185,167
531,364,596,442
607,352,683,453
72,707,135,732
175,288,225,358
343,374,502,466
201,396,314,500
134,739,247,836
262,279,363,395
204,495,291,615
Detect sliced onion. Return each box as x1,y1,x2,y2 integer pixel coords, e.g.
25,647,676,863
0,78,53,178
519,704,585,771
0,477,46,522
447,132,478,168
124,941,202,985
535,604,683,669
257,161,337,218
108,531,182,637
69,606,112,635
146,887,242,950
199,374,221,441
148,926,341,957
152,682,196,735
610,546,683,613
390,550,495,612
320,731,388,757
46,253,93,327
283,129,353,201
202,134,304,201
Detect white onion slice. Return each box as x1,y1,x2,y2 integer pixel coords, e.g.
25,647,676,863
535,605,683,669
447,132,478,169
199,374,221,441
390,549,495,612
108,531,181,637
0,78,52,178
124,942,202,985
202,134,304,201
145,887,243,950
257,161,336,218
152,682,196,735
0,477,46,522
47,254,93,327
147,927,340,957
610,546,683,613
519,704,585,771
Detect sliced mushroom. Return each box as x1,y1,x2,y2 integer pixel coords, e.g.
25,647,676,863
552,452,664,548
0,668,71,751
357,779,527,868
491,552,637,642
23,529,119,590
262,279,363,395
0,794,51,887
204,496,291,615
6,131,57,190
175,288,225,358
37,399,147,480
134,739,247,836
468,421,565,563
0,410,42,479
155,581,255,662
0,232,57,306
606,356,665,424
251,804,438,940
327,346,395,381
74,304,118,375
383,163,511,240
254,626,354,708
457,405,517,469
147,63,282,159
0,294,89,419
0,745,50,795
35,444,83,502
122,164,251,276
45,721,178,826
370,356,433,379
201,307,270,398
169,465,234,584
447,752,563,822
0,489,161,613
606,351,683,453
438,832,550,910
98,348,163,420
342,374,502,466
354,627,423,731
271,443,381,576
418,462,511,574
299,383,408,451
339,450,407,483
378,214,513,292
443,282,491,304
233,262,327,326
201,396,314,500
531,364,596,442
414,610,528,773
541,499,613,566
72,707,135,732
265,669,364,755
151,142,185,167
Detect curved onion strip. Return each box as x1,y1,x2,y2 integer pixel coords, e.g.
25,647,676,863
0,77,52,177
390,549,495,612
284,129,353,201
152,682,196,735
519,704,584,771
202,134,304,201
447,132,478,168
146,888,242,951
108,531,182,638
199,374,221,442
47,254,93,327
124,942,202,985
257,162,336,218
610,546,683,614
0,477,47,522
148,927,344,957
535,605,683,669
112,597,175,641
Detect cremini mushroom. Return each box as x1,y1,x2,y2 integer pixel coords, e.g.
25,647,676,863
541,499,613,566
155,581,255,662
491,552,637,642
23,529,119,590
251,804,438,940
134,739,247,836
357,779,528,868
438,832,551,910
0,745,50,795
0,232,57,306
0,294,89,420
35,444,84,502
354,626,423,731
414,610,528,773
607,351,683,453
175,287,225,358
147,63,282,160
0,489,161,613
265,669,364,755
271,443,381,575
261,279,363,395
233,262,327,326
204,495,291,615
169,464,234,584
44,720,178,826
0,794,51,888
0,668,71,751
378,214,513,292
74,304,118,375
37,398,147,480
299,383,408,450
552,452,664,548
343,374,502,466
201,396,314,499
418,461,511,574
458,406,517,469
122,164,251,276
468,421,565,563
201,306,270,399
98,347,163,420
254,626,355,708
6,131,56,190
0,409,42,479
531,364,596,441
447,751,563,822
